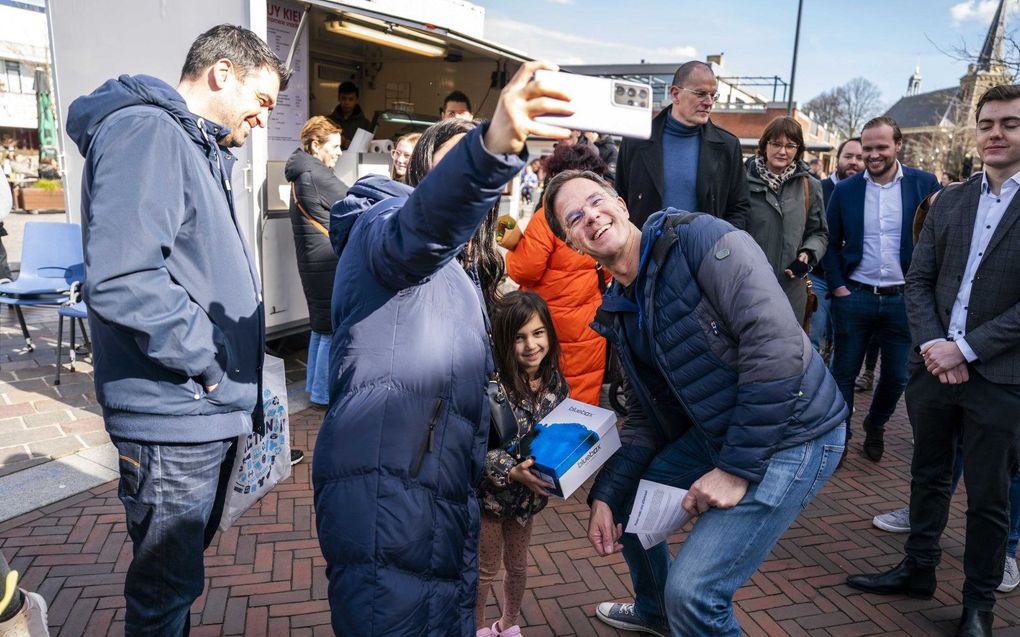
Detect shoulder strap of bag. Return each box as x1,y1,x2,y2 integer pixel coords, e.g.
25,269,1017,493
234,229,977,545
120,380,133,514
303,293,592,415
291,183,330,238
802,176,811,224
651,212,700,266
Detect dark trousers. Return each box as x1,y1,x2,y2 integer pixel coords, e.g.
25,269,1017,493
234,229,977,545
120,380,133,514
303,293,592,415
113,436,237,636
904,367,1020,610
830,287,911,436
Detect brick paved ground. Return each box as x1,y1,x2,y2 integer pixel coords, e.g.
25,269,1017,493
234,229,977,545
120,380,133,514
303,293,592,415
3,402,1020,636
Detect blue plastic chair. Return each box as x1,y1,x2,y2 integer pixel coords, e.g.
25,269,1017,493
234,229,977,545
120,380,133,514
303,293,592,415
0,221,84,352
55,281,89,385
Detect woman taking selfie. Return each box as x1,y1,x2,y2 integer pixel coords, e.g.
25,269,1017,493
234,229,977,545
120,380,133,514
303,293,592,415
313,62,570,637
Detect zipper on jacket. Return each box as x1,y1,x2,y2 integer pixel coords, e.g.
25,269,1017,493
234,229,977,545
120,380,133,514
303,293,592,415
641,257,705,434
410,398,444,478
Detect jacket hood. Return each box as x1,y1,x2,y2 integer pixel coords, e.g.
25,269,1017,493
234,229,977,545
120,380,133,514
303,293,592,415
67,75,224,156
284,147,329,181
329,175,413,257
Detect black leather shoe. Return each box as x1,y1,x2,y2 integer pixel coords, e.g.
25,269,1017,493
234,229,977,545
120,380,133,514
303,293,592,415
846,558,936,598
955,608,994,637
862,416,884,462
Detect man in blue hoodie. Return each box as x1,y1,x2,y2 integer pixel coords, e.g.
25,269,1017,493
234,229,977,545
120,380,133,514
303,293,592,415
66,25,289,636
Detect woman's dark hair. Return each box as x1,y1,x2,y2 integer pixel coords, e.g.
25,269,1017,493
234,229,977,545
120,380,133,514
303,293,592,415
541,143,609,186
406,118,505,310
406,118,474,187
492,291,562,403
757,116,805,163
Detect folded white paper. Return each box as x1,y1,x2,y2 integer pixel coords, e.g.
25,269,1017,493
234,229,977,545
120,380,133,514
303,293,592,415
625,479,694,550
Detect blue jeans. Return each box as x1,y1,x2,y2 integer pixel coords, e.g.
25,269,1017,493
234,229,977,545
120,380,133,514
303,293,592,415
306,330,331,406
113,436,236,636
807,273,832,351
615,424,846,635
830,288,911,434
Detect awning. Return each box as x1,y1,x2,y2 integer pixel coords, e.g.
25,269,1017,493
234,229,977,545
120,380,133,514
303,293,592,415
304,1,532,63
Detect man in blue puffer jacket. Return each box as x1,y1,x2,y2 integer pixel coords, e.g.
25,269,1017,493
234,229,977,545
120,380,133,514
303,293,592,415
66,25,289,636
314,61,572,637
543,170,848,637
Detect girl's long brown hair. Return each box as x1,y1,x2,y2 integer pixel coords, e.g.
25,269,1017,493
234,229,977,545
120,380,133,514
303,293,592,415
491,291,562,403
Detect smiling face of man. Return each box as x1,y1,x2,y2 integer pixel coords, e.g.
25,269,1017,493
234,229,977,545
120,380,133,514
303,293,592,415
977,98,1020,175
213,65,279,148
861,123,902,182
552,177,633,260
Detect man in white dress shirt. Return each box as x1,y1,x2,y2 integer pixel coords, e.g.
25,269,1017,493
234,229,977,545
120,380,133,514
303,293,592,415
821,116,939,462
846,84,1020,637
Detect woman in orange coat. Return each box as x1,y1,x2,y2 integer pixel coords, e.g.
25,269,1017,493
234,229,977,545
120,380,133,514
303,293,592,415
499,143,610,404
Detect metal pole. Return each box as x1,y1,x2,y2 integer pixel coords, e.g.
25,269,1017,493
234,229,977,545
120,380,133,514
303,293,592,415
787,0,804,115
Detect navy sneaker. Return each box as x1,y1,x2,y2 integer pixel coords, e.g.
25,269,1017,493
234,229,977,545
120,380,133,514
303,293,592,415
595,602,669,637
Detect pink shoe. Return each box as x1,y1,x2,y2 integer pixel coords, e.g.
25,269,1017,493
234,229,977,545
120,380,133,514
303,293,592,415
476,628,494,637
492,621,522,637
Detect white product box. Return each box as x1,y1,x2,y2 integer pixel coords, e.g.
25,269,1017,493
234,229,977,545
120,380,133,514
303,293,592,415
517,398,621,498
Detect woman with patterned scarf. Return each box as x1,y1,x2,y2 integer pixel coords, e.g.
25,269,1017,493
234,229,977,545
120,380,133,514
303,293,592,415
743,116,829,325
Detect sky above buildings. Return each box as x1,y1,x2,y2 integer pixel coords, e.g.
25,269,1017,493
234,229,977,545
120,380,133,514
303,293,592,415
474,0,1018,110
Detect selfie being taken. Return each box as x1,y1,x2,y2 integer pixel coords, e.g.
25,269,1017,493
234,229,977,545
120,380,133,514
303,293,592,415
2,2,1017,637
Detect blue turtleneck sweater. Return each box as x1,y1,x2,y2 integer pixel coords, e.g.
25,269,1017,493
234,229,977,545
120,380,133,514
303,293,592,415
661,113,701,214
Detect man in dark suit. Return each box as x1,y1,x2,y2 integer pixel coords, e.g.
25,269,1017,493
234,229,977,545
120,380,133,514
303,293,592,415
846,84,1020,637
615,60,750,230
822,117,939,461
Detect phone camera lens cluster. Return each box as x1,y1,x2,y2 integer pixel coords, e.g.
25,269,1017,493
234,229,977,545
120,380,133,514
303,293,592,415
613,82,650,109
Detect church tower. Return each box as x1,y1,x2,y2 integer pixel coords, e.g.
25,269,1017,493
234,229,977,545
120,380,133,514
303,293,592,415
958,0,1014,122
907,65,922,96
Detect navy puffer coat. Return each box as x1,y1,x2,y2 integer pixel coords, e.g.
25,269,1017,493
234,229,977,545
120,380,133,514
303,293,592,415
590,212,848,514
313,124,525,637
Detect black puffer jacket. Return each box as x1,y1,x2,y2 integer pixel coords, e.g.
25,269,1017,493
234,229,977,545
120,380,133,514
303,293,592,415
284,148,345,333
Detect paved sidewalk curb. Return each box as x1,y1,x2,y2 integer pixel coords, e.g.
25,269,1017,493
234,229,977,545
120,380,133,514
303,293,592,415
0,381,313,522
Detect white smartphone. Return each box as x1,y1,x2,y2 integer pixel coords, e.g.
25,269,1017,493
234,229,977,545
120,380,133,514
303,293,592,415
534,70,653,140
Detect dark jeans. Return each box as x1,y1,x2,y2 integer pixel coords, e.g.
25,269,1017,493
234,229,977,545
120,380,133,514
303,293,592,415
904,368,1020,610
863,335,880,371
830,286,911,436
113,436,237,636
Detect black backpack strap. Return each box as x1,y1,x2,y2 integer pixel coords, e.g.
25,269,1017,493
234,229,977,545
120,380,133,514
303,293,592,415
651,212,701,265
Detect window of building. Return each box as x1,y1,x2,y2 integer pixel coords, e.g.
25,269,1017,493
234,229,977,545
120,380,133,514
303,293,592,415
0,61,35,94
4,61,22,94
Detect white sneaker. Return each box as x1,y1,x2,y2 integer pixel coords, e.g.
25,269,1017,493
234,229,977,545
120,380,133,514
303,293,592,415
999,556,1020,593
873,506,911,533
0,591,50,637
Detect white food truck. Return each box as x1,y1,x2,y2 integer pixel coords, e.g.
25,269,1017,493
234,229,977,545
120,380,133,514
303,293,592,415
47,0,532,336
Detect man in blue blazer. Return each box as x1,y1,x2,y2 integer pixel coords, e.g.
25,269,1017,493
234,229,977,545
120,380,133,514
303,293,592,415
811,137,864,356
822,116,939,462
